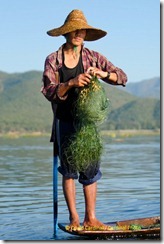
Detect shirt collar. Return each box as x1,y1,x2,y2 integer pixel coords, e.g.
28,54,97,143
56,43,85,68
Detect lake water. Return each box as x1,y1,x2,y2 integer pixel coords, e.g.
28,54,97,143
0,135,160,240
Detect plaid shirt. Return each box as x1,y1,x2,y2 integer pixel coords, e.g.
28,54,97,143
41,44,127,102
41,44,127,144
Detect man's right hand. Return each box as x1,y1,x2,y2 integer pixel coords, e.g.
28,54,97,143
69,73,92,87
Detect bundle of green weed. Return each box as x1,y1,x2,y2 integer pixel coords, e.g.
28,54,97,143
63,76,109,172
75,76,109,125
64,123,103,172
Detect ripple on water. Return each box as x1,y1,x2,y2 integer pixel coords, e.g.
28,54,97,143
0,135,160,240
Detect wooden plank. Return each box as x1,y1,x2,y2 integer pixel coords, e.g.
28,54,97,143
58,216,160,239
116,216,160,228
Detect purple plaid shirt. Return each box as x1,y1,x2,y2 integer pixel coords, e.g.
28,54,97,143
41,44,127,102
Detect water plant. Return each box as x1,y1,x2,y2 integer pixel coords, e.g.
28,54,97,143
63,76,109,172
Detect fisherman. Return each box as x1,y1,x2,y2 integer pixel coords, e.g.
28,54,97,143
41,9,127,229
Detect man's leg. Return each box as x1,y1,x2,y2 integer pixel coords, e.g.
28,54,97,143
83,181,109,228
62,176,80,227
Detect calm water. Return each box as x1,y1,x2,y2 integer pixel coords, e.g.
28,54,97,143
0,135,160,240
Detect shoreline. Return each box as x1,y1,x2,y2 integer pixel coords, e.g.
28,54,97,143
0,129,160,139
100,129,160,138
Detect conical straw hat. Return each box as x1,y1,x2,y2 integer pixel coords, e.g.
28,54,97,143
47,9,107,41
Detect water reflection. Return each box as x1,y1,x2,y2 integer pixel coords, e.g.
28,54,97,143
0,135,160,240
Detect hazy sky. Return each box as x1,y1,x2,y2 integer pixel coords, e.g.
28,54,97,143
0,0,160,82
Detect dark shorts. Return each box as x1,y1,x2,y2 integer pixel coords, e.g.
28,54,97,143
56,119,102,185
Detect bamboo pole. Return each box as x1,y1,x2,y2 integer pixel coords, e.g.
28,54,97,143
53,144,58,235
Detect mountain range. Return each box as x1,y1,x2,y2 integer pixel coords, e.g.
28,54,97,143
0,71,160,133
118,77,160,99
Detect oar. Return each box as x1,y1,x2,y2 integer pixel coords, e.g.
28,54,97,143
53,144,58,235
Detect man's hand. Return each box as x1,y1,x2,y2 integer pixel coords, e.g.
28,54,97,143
87,67,107,79
69,73,92,87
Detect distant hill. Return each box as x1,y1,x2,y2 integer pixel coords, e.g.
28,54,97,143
119,77,160,99
0,71,160,133
0,71,53,132
102,98,160,130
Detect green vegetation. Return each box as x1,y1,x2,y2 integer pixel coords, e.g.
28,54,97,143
63,123,103,172
102,97,160,130
129,224,142,230
63,76,109,172
75,76,109,125
0,71,160,134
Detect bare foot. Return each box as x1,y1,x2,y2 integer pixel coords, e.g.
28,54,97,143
70,220,80,227
67,217,80,231
83,218,113,230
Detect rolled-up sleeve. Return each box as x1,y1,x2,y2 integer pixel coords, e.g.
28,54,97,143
93,51,128,86
41,54,68,102
106,64,127,87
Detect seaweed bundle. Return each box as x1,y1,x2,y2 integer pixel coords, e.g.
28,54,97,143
64,123,103,172
64,76,109,172
75,76,109,125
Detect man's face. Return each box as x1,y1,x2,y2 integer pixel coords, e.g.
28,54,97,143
66,29,86,46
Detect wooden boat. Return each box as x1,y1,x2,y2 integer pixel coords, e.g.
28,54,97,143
58,216,160,239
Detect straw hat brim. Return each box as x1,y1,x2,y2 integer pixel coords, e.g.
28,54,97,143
47,21,107,41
